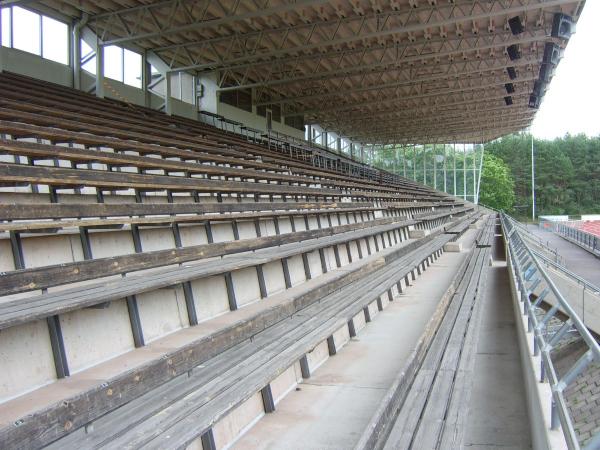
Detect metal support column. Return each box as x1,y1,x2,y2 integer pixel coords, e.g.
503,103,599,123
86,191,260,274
403,147,407,178
473,144,477,202
433,143,437,190
453,143,457,196
165,71,173,115
423,144,426,186
476,141,485,204
532,134,536,220
0,8,4,74
463,143,467,201
142,53,152,107
95,36,105,98
413,144,416,181
443,144,447,193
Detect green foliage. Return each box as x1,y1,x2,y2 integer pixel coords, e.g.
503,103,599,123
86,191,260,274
478,153,515,212
485,133,600,218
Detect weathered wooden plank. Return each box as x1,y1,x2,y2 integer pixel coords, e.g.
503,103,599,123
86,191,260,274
0,163,343,196
0,217,411,297
0,225,445,449
0,201,373,221
0,206,381,233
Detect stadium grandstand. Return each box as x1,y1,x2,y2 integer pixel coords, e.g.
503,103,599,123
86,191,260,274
0,1,598,450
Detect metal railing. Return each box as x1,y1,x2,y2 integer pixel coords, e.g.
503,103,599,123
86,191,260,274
502,212,600,450
197,111,448,193
550,221,600,258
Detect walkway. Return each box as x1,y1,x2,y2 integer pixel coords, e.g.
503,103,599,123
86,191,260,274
231,223,530,450
527,224,600,287
462,258,532,448
231,229,477,449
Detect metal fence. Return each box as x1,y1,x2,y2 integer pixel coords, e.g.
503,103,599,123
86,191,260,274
542,220,600,258
502,213,600,450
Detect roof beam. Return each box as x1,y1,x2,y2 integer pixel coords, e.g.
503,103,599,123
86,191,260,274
295,75,537,116
98,0,331,46
341,110,534,136
163,0,572,73
214,31,545,91
253,56,538,106
327,102,533,131
315,92,532,126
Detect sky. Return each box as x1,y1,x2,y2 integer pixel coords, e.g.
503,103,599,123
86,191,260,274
531,1,600,139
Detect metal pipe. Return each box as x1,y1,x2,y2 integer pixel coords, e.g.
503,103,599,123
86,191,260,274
463,143,467,201
453,142,457,196
532,134,536,220
443,144,447,193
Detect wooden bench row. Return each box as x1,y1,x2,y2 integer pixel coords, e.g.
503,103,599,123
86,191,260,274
0,216,466,449
355,215,494,450
0,72,432,193
0,216,410,297
0,138,446,201
0,72,446,198
0,160,450,204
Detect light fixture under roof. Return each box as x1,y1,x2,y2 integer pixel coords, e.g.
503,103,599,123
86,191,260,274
507,44,521,61
552,13,576,39
508,16,525,35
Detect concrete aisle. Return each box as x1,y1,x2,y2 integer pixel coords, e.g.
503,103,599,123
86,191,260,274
527,225,600,287
462,253,532,449
231,229,480,450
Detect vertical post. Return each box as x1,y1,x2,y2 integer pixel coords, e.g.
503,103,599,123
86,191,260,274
433,143,437,190
531,134,536,221
142,52,152,107
72,18,83,89
463,143,467,201
165,71,173,115
0,7,5,74
95,36,105,98
473,144,476,202
476,141,485,204
403,147,407,178
443,144,447,193
453,142,457,196
413,144,416,181
423,144,426,185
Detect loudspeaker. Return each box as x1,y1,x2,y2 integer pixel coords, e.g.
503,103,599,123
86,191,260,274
507,66,517,80
507,44,521,61
539,63,555,82
552,13,575,39
529,94,540,109
505,83,515,94
508,16,525,35
533,80,546,97
504,96,513,106
543,42,563,65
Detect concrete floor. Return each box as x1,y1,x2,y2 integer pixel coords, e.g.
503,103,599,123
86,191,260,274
232,230,480,450
527,225,600,287
462,252,532,449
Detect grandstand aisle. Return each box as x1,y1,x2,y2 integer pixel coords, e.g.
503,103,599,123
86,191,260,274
462,252,532,449
231,223,512,449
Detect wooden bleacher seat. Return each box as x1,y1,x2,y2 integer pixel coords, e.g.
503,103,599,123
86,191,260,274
0,72,476,449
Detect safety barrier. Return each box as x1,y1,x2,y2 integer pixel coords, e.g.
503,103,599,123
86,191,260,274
502,213,600,450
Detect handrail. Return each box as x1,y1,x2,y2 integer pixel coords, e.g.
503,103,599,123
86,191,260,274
479,204,565,265
532,248,600,295
197,111,448,193
501,212,600,450
552,221,600,257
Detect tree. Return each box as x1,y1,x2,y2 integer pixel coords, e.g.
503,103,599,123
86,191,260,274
479,153,515,212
